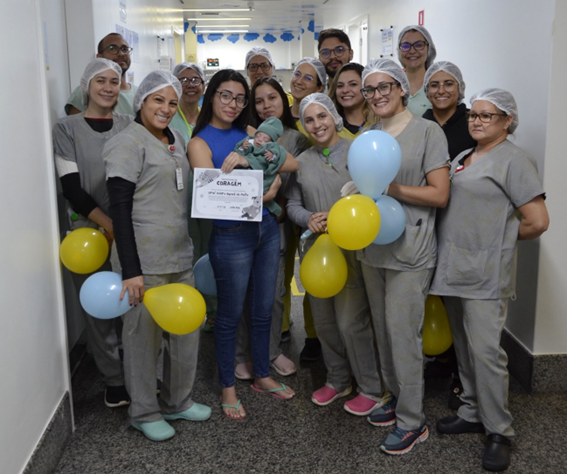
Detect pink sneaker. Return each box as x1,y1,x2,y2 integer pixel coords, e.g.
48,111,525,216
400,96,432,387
311,384,352,406
344,393,387,416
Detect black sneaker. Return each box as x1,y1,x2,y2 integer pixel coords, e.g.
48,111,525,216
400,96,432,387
448,377,465,410
280,330,291,343
300,338,321,361
105,385,130,408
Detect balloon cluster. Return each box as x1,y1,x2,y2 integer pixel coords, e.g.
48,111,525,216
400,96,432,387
300,131,405,298
348,130,406,245
60,228,205,334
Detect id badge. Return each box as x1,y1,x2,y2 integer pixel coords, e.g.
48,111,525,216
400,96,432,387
176,167,184,191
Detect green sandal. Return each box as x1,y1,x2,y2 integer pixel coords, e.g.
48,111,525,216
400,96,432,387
221,398,245,419
251,382,294,400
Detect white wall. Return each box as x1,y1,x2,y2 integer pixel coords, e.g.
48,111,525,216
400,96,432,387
66,0,184,93
534,0,567,355
325,0,556,352
0,0,71,472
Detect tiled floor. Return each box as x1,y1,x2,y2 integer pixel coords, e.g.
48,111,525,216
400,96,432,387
54,281,567,473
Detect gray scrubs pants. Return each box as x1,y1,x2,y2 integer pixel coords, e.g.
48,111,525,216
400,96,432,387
71,259,124,387
308,249,382,397
444,297,514,439
235,221,288,363
361,264,433,431
123,269,200,423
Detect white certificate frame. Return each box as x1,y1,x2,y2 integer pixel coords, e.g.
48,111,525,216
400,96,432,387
191,168,264,222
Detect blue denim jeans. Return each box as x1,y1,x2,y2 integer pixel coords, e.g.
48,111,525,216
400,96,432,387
209,213,280,387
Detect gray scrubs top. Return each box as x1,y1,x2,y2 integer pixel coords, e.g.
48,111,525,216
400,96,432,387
280,127,310,158
430,140,544,299
65,84,138,116
103,122,193,275
285,138,352,230
52,112,133,229
357,116,449,271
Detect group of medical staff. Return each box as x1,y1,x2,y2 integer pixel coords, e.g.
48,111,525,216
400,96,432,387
52,24,549,472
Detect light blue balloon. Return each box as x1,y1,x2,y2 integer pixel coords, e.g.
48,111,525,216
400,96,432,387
348,130,402,199
79,272,130,319
194,253,217,296
374,195,406,245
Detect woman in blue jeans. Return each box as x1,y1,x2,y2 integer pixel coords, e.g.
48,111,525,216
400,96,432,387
188,69,299,419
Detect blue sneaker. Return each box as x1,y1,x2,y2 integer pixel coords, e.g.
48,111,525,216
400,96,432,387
367,397,396,426
380,425,429,455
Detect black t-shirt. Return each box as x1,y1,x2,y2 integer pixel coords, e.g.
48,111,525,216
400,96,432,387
423,103,477,161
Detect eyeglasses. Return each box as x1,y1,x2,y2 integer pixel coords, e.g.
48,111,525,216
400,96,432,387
216,90,248,108
248,62,272,72
319,46,349,59
292,70,315,83
179,77,203,87
399,40,428,52
103,44,133,55
360,82,399,99
465,112,507,123
428,80,457,93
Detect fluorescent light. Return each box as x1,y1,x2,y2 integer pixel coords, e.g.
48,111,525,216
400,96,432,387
196,25,250,28
183,8,251,12
198,29,249,33
185,17,252,21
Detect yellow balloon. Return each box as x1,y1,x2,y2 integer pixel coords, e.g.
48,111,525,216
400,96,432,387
60,228,109,274
144,283,206,335
422,295,453,356
300,234,348,298
327,195,381,250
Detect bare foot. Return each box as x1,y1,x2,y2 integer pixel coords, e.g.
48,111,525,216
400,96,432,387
220,387,246,419
253,376,295,399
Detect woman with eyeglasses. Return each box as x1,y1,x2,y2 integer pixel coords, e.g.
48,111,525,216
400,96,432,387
431,89,548,472
350,59,450,455
188,69,299,419
327,62,378,140
233,77,310,381
169,62,217,332
421,61,477,411
397,25,437,116
289,58,327,145
285,93,386,416
245,47,294,106
104,71,211,442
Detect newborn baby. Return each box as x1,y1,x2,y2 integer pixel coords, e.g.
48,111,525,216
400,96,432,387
234,116,287,215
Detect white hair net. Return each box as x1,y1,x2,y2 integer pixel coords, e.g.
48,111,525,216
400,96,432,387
133,71,182,113
424,61,466,104
172,62,205,82
299,92,343,132
397,25,437,70
245,47,276,70
362,59,410,106
470,88,519,134
80,58,122,106
294,58,327,87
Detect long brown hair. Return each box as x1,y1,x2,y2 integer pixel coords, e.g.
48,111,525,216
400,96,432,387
328,62,378,125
